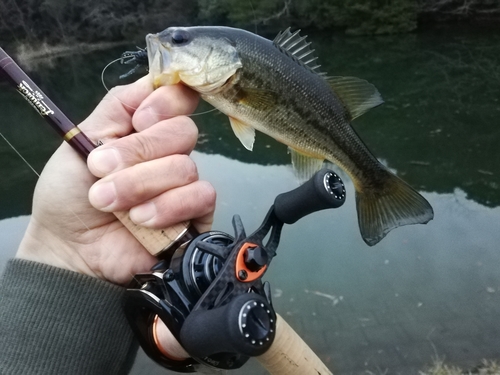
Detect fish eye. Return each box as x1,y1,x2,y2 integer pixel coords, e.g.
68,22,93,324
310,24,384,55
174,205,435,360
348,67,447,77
171,29,190,45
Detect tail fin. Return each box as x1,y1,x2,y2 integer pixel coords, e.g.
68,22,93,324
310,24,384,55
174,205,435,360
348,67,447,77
355,172,434,246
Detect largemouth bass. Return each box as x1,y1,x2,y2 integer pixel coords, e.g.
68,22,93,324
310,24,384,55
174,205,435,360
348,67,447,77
145,26,433,246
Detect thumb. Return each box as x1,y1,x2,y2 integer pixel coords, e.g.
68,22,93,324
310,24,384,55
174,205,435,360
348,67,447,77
154,316,190,360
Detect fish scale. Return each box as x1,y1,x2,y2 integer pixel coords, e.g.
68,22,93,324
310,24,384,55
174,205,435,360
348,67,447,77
146,26,433,246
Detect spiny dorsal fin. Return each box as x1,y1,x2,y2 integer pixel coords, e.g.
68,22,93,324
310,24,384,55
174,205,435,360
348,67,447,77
327,76,384,120
273,28,326,76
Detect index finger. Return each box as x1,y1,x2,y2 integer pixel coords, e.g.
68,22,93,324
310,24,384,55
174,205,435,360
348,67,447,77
133,84,199,132
78,74,154,141
87,116,198,178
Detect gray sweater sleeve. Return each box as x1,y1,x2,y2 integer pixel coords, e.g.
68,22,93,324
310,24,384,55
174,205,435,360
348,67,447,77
0,258,138,375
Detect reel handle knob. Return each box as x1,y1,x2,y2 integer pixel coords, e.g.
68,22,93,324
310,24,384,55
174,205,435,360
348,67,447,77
273,169,346,224
180,293,276,358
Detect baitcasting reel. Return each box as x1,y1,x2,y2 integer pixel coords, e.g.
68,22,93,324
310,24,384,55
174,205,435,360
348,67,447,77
123,169,346,372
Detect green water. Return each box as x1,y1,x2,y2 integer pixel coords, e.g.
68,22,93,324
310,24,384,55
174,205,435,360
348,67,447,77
1,26,500,374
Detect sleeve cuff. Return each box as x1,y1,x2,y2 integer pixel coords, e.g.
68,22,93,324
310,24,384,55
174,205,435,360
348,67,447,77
0,258,138,375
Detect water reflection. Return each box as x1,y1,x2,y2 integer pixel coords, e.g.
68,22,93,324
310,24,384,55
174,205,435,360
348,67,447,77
2,152,499,374
192,153,500,374
1,26,500,373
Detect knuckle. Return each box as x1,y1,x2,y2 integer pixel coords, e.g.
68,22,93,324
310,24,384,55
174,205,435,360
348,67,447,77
106,85,125,99
197,181,217,212
168,194,190,219
132,167,149,197
173,155,198,182
172,116,198,138
180,116,198,135
202,182,217,212
164,181,216,221
130,134,156,162
106,86,120,97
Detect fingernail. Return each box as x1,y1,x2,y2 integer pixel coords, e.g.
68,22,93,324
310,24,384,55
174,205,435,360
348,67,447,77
130,202,157,225
89,181,117,210
90,148,120,174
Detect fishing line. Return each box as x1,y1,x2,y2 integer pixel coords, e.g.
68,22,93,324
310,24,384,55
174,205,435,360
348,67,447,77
0,131,82,232
249,0,258,35
0,48,146,283
0,130,145,283
0,131,40,177
100,56,219,118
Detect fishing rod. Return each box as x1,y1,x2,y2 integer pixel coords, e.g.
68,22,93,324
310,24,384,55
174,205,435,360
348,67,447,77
0,47,193,258
0,47,338,375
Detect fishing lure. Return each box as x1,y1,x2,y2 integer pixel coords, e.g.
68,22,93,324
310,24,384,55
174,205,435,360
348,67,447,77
119,47,149,79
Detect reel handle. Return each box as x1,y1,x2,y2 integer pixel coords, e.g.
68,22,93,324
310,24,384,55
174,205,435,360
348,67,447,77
180,293,276,358
273,169,346,224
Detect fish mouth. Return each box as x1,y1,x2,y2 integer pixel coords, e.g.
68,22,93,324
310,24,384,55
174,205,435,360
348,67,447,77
146,34,179,88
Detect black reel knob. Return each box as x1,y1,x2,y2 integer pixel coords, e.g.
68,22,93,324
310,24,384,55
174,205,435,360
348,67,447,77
180,293,276,358
240,298,274,345
244,246,268,272
273,168,346,224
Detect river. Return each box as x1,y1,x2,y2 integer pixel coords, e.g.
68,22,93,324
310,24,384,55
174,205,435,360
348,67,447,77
1,25,499,374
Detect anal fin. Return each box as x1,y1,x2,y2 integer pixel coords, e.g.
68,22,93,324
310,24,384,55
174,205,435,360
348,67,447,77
289,147,324,183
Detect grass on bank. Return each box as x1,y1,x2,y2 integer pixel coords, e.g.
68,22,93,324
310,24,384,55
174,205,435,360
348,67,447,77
364,359,500,374
420,359,500,375
14,41,128,70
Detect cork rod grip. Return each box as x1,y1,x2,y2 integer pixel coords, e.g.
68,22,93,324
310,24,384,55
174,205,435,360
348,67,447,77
112,211,190,256
257,314,333,375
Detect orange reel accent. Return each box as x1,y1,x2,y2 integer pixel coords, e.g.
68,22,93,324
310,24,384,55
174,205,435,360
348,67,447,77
235,242,267,282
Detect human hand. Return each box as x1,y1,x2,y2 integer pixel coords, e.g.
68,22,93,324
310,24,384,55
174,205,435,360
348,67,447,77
16,75,216,286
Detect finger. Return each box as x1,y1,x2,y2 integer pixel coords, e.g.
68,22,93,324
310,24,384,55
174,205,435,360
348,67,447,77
133,84,199,131
191,211,214,234
128,180,216,229
155,319,189,360
78,74,154,141
87,116,198,178
88,154,198,211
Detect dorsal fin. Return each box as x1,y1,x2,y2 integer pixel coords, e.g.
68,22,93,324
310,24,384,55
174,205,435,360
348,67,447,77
273,28,326,76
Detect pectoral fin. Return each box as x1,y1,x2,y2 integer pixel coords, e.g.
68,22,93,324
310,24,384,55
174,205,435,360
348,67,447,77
289,148,324,183
327,76,383,120
237,87,278,111
229,117,256,151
